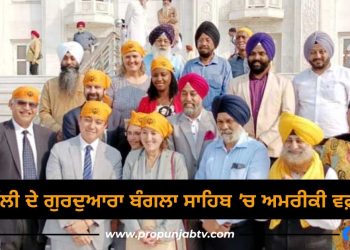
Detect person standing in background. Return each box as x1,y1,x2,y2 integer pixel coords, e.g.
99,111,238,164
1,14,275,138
26,30,41,75
125,0,148,48
228,27,237,58
157,0,179,40
73,21,97,65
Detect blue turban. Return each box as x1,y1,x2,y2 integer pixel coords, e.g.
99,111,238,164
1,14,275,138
246,32,275,60
303,31,334,60
149,24,175,45
211,94,251,126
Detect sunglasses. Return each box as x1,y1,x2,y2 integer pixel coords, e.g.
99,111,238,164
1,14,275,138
14,100,38,109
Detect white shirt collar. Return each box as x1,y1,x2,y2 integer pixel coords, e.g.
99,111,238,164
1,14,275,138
79,134,99,152
184,109,203,122
12,119,34,136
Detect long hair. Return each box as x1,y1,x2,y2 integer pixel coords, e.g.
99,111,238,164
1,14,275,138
147,72,178,101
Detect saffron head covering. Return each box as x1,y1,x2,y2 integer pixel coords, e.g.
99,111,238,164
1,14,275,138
140,112,173,138
149,24,175,45
31,30,40,38
178,73,209,100
127,111,147,128
211,94,251,126
80,101,112,122
246,32,275,60
83,69,111,89
57,41,84,64
303,31,334,60
279,112,324,145
151,56,174,73
12,86,40,104
195,21,220,48
121,40,146,57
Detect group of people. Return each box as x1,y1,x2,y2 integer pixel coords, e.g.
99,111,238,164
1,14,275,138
3,3,350,250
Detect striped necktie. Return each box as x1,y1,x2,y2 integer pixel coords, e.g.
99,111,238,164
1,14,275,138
22,130,37,179
83,145,93,180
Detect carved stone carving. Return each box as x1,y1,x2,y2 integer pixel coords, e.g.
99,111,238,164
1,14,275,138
301,0,319,68
199,1,212,23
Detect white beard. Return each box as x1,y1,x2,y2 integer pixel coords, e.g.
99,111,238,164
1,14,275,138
152,46,171,59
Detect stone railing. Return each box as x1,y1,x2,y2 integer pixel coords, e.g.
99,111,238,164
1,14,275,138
79,31,121,76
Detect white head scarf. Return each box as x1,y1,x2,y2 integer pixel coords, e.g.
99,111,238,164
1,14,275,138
57,41,84,64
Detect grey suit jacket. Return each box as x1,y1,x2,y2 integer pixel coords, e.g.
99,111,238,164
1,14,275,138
168,110,218,179
0,120,55,247
0,120,56,180
43,136,122,250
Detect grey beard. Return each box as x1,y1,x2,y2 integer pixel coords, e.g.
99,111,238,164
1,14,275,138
59,66,79,96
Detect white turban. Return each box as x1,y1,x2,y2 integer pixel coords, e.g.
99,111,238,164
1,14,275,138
57,41,84,64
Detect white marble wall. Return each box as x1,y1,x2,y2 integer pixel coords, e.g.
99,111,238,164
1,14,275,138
1,0,350,76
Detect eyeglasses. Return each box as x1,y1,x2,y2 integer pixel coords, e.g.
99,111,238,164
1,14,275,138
14,100,38,109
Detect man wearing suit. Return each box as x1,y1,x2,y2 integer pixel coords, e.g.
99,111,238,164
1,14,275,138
168,73,217,250
0,86,55,250
227,32,294,250
168,73,217,179
62,69,125,164
227,32,295,163
43,101,123,250
63,69,122,140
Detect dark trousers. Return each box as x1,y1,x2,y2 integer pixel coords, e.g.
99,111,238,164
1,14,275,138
203,220,255,250
29,63,38,75
265,219,332,250
0,219,46,250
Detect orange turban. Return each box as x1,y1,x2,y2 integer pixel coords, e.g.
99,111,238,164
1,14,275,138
12,86,40,104
127,111,147,127
140,112,173,138
151,56,174,73
83,69,111,89
80,101,112,122
121,40,146,57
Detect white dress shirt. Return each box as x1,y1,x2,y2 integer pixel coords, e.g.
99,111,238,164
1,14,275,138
184,111,203,141
293,65,350,137
79,135,99,174
12,119,37,179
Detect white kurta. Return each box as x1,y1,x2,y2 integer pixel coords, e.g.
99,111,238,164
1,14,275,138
125,0,147,47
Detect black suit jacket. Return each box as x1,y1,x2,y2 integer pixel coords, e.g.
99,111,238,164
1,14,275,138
0,120,56,180
0,120,56,249
62,104,123,140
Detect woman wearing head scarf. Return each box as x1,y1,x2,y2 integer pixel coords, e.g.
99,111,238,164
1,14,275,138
123,112,187,250
137,56,182,117
108,40,150,122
